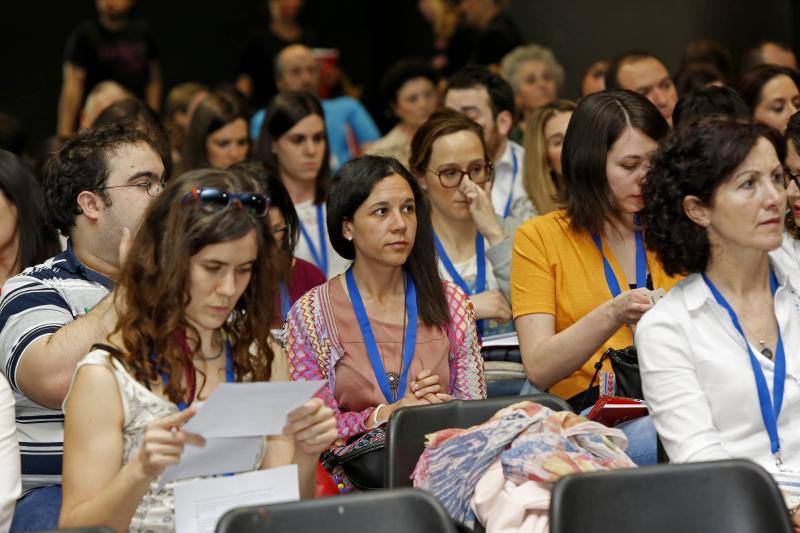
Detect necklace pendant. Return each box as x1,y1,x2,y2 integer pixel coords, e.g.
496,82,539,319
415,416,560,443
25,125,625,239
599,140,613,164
386,372,400,402
761,347,774,360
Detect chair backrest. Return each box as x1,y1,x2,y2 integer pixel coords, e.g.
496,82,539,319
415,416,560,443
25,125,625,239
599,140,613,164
549,459,793,533
215,488,457,533
384,393,572,488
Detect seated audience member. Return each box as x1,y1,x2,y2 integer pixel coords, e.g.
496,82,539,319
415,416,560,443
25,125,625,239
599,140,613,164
77,81,133,131
162,82,209,168
1,373,20,533
59,169,337,531
182,90,250,172
256,91,349,278
229,161,325,326
0,121,166,531
458,0,523,67
500,44,564,129
772,111,800,269
674,62,725,97
606,51,678,125
679,40,735,84
445,66,532,220
0,150,60,288
285,154,485,445
522,100,575,215
250,44,380,171
580,60,609,97
738,65,800,134
417,0,461,73
671,85,751,127
637,119,800,525
511,90,680,465
235,0,316,108
410,109,517,335
742,40,798,71
366,59,439,168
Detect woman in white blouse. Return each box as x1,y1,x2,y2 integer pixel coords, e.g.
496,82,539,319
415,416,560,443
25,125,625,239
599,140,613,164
637,117,800,515
0,373,20,533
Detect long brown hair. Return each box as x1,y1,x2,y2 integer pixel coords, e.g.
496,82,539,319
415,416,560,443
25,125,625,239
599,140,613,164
112,169,279,405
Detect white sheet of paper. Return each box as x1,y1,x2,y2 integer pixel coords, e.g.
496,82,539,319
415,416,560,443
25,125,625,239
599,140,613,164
158,436,263,490
183,380,325,438
481,332,519,348
174,464,299,533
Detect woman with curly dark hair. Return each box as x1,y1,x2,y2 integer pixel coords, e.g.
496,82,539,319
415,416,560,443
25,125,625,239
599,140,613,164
637,118,800,521
511,90,681,465
59,169,337,532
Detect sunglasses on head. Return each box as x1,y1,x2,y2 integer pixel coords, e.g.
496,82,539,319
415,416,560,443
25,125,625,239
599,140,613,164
181,188,270,217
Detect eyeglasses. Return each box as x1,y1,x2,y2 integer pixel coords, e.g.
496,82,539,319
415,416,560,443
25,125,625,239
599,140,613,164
181,188,270,217
426,160,494,189
95,178,166,197
786,171,800,191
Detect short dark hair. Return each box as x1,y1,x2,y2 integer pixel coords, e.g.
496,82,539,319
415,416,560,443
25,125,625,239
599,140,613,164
326,155,449,328
737,65,800,112
674,63,725,97
605,51,662,91
183,90,249,171
43,120,165,237
381,58,439,107
741,40,796,72
559,90,669,236
408,108,488,177
256,91,331,205
672,85,751,127
0,150,60,269
446,65,516,118
642,118,785,276
679,40,734,83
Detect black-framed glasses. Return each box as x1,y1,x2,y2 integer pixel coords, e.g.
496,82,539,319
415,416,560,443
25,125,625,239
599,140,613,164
181,188,270,217
786,170,800,190
426,160,494,189
95,178,166,197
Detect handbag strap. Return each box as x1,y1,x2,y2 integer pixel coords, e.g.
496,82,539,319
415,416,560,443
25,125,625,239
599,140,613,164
577,349,612,413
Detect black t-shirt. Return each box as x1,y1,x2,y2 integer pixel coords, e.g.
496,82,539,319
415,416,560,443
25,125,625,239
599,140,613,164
236,27,317,108
64,17,158,99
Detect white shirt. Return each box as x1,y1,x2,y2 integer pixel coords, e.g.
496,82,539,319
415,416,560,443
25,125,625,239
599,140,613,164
491,141,529,219
0,374,20,533
770,232,800,278
635,261,800,477
293,201,350,279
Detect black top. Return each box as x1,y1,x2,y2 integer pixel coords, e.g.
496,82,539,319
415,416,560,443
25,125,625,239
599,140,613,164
64,17,158,99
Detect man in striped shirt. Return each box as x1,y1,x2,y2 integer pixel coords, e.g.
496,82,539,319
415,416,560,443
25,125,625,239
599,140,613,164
0,120,166,531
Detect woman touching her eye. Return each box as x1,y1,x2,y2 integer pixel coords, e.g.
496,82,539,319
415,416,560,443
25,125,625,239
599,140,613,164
59,169,337,532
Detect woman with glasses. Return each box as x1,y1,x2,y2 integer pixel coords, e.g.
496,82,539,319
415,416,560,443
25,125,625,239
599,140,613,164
409,109,518,336
285,154,485,487
771,112,800,273
59,169,337,532
256,91,349,279
636,118,800,522
511,91,680,464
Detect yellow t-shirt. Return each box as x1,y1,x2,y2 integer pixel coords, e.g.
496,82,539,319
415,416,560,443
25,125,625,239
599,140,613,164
511,210,681,400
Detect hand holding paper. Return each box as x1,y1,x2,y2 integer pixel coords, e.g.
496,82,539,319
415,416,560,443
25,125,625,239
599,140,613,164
135,407,206,479
283,397,339,455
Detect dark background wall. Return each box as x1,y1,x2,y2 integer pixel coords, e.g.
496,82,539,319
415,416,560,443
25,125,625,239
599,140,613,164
0,0,796,152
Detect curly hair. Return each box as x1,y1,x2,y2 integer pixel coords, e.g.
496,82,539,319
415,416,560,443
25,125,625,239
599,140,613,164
42,120,166,237
112,168,279,406
784,111,800,239
641,117,785,276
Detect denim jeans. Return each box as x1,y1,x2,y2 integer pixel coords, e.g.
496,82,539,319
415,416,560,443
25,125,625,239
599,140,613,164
10,484,62,532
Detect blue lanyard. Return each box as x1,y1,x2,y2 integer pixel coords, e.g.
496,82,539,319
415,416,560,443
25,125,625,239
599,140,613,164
702,271,786,459
279,282,291,322
591,230,647,297
345,268,418,403
501,149,518,219
298,203,328,276
160,339,235,411
433,232,486,295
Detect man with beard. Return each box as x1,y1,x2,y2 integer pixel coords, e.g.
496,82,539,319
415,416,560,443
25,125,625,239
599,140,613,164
445,65,531,219
57,0,162,137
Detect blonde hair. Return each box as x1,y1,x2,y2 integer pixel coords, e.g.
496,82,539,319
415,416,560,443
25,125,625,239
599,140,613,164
522,100,575,214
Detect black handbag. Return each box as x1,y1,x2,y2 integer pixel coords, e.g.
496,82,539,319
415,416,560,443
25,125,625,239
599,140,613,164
576,346,643,413
321,427,386,490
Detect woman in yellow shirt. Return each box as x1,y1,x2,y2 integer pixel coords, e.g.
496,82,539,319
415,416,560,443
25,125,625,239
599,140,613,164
511,90,680,464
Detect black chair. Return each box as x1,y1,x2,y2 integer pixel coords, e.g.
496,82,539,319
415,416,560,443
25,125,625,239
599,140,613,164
215,488,458,533
384,393,572,488
549,459,793,533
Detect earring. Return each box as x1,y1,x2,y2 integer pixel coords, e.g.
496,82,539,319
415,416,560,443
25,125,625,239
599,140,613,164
345,235,353,241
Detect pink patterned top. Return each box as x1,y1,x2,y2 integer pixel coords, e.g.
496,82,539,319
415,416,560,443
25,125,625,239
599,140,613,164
285,276,486,438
